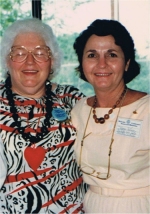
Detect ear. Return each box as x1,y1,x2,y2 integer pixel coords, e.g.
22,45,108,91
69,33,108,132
49,55,54,68
125,59,130,71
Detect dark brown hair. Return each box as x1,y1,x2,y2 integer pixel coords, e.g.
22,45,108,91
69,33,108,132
73,19,140,84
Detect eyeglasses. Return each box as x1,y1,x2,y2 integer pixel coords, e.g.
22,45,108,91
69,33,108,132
80,165,111,180
9,45,51,63
79,108,113,180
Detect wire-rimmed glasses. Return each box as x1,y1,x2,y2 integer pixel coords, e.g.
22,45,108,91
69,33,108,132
81,165,111,180
9,45,51,63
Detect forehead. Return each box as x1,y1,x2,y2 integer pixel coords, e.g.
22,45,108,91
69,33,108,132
13,32,46,47
84,34,120,50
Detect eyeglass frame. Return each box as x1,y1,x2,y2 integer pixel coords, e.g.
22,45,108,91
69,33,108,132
9,45,51,63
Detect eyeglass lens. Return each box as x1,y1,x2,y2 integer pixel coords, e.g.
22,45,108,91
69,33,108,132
10,46,50,62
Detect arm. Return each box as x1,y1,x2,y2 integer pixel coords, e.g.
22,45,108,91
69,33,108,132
0,136,7,189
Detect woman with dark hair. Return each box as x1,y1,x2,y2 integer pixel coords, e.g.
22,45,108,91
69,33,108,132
71,19,150,213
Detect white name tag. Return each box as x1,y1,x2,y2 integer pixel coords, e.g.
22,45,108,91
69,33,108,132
115,117,142,138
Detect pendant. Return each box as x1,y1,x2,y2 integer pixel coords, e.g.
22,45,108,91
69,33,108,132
52,108,68,122
98,117,105,124
24,144,45,171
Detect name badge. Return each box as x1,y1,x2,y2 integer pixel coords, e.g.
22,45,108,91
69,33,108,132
115,117,142,138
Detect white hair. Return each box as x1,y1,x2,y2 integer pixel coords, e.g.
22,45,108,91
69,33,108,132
0,18,63,79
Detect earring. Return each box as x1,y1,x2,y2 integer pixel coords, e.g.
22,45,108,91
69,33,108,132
50,69,54,74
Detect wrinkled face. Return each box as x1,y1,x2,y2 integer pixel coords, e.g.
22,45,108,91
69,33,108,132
82,34,130,92
7,32,53,98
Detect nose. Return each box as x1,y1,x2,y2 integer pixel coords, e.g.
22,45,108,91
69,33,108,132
25,52,35,64
97,56,107,68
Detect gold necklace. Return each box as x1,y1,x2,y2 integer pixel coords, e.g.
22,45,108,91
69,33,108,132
79,88,128,180
92,86,127,124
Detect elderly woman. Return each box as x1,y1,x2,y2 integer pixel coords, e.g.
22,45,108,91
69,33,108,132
71,19,150,213
0,18,86,213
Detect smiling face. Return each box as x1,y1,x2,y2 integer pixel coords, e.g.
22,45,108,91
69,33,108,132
82,34,130,93
7,32,52,98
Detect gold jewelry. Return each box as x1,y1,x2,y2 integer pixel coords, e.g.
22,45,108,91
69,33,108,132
92,86,127,124
79,88,128,180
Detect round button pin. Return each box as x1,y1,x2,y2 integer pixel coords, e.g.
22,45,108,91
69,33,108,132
52,108,68,122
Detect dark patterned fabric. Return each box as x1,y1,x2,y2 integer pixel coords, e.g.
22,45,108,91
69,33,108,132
0,83,86,213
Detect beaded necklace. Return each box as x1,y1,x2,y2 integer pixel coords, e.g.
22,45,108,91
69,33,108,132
5,75,54,144
92,86,127,124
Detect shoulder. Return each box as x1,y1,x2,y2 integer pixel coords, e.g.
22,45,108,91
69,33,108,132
73,97,87,108
51,82,85,98
71,97,93,129
54,83,81,92
72,97,89,115
124,89,148,106
71,97,88,124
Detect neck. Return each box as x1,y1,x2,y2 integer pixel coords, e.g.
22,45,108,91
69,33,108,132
92,86,127,124
95,85,126,108
11,86,46,99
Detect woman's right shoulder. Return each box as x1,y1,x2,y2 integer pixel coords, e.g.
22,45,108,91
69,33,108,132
73,97,87,107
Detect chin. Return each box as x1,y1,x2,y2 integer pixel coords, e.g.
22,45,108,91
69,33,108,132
95,82,110,88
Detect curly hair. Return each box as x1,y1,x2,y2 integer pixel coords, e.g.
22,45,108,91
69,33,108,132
73,19,140,84
0,18,63,79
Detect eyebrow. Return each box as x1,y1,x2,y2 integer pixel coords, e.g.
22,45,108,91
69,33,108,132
85,49,96,53
85,49,117,53
107,49,117,52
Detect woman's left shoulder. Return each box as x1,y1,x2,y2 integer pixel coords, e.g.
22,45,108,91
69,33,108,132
52,83,81,93
129,89,147,97
51,83,85,105
125,89,149,105
51,83,72,94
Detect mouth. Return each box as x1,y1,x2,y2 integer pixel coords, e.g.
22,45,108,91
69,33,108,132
95,73,112,76
22,70,38,74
